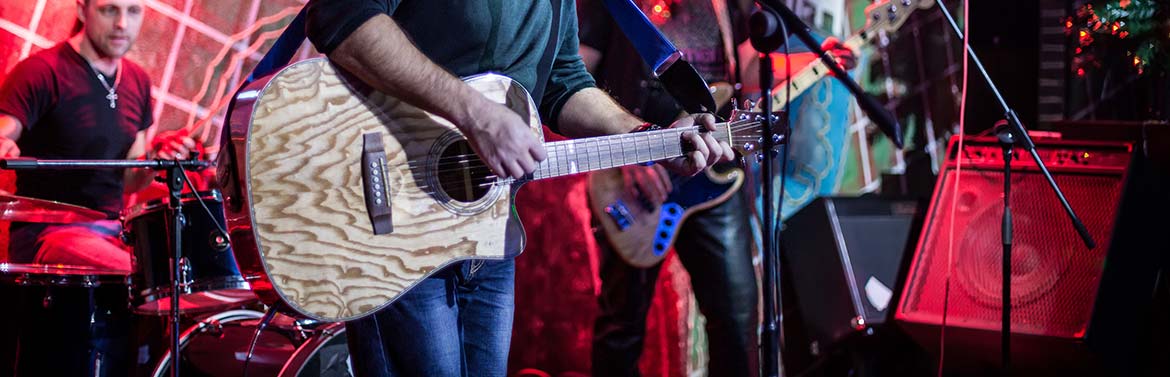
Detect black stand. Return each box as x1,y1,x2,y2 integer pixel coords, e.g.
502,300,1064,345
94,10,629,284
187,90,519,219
748,7,786,377
1,157,210,377
930,3,1097,376
748,3,905,377
996,121,1014,373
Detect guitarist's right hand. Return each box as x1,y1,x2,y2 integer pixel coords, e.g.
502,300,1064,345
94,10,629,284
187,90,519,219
461,97,548,180
621,164,672,205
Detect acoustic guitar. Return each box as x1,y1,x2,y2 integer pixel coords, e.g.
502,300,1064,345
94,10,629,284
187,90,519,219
217,59,773,321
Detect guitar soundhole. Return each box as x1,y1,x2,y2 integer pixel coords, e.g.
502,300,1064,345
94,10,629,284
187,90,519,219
436,139,493,203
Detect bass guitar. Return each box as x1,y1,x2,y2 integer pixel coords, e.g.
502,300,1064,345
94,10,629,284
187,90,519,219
587,0,935,268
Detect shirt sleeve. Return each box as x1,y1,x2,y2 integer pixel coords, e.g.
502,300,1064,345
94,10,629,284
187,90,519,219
0,57,55,130
305,0,396,55
539,2,597,134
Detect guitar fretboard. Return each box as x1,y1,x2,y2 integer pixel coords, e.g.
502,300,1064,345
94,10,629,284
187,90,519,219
530,125,731,180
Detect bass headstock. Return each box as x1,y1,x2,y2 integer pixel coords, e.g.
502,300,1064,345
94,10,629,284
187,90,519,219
863,0,937,37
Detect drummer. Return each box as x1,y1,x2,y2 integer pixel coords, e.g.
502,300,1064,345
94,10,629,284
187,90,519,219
0,0,196,271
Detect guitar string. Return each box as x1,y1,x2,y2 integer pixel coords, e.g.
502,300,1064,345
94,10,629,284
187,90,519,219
399,134,765,180
411,135,765,192
400,136,763,181
398,121,762,169
401,121,759,167
386,120,766,194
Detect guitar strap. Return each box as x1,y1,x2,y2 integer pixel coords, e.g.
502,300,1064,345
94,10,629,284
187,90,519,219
246,6,308,85
601,0,717,114
532,0,563,110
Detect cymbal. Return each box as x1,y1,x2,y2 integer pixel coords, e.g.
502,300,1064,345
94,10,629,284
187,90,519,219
0,193,107,223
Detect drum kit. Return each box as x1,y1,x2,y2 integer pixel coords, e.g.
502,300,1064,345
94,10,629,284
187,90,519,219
0,191,353,376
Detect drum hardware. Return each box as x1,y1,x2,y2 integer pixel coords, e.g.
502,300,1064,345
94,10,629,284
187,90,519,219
149,309,352,377
244,304,284,377
0,191,108,223
0,263,133,376
124,189,253,315
1,156,211,377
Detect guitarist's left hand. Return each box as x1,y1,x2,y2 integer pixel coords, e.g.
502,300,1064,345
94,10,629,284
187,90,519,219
659,113,734,176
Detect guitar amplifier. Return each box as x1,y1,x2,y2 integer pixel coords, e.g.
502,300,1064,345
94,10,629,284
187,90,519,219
895,136,1161,373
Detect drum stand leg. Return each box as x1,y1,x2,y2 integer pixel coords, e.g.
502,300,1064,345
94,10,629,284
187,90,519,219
243,304,282,377
165,165,185,377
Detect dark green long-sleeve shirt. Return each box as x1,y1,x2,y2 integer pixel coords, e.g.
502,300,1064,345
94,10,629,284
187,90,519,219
305,0,596,133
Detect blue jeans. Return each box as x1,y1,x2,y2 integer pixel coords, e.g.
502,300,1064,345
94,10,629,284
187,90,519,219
345,259,515,377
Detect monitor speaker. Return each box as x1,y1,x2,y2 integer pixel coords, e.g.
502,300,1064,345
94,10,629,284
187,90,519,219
781,196,921,353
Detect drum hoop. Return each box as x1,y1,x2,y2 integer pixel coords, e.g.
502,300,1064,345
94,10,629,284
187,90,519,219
150,309,265,377
0,263,129,286
123,189,223,221
133,276,252,309
277,322,348,377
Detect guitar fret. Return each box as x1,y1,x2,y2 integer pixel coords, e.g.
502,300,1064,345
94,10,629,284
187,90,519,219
584,139,596,171
533,124,737,181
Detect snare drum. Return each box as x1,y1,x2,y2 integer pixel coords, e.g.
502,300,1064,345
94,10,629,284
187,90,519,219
151,310,352,377
0,263,132,376
124,190,255,314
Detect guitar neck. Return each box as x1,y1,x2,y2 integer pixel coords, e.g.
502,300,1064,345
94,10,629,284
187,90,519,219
530,124,733,180
771,33,868,108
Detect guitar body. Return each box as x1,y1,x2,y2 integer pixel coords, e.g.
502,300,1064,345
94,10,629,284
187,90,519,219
588,165,743,268
219,58,540,321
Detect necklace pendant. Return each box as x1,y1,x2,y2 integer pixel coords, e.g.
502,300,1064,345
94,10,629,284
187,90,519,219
106,91,118,109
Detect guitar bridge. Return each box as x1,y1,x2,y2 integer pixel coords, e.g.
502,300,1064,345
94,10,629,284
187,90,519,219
604,200,634,231
362,133,393,235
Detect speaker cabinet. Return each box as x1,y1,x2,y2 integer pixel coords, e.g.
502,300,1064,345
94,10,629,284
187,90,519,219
895,136,1158,373
781,196,921,352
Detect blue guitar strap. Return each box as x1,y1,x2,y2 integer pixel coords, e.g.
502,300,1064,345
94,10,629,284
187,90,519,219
600,0,679,76
246,6,308,85
600,0,717,114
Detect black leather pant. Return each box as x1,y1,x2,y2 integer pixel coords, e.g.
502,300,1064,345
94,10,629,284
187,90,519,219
591,188,759,377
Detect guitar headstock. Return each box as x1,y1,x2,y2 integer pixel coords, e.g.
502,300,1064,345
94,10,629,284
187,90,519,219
727,102,785,158
863,0,937,36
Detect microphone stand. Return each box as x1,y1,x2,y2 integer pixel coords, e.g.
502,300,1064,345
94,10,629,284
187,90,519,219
747,6,786,377
749,2,905,377
2,157,211,377
929,3,1097,376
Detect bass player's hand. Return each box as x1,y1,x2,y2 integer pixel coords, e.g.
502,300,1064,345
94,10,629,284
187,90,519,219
461,96,547,180
620,164,671,205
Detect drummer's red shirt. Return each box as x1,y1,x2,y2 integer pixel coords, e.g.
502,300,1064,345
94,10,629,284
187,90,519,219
0,43,153,217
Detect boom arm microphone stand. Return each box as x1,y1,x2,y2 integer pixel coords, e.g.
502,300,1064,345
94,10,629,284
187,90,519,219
749,2,905,376
930,2,1096,375
2,157,211,377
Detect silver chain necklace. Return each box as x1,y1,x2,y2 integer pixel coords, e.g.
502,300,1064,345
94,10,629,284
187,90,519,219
89,63,121,109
